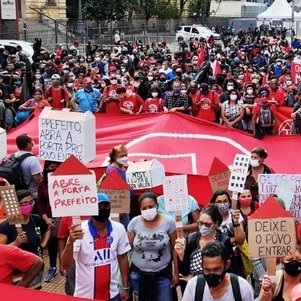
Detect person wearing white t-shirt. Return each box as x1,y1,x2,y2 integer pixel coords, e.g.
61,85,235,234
182,241,254,301
61,193,131,301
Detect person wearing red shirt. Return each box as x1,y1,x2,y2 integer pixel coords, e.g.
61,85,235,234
74,73,85,91
44,74,70,109
269,77,286,106
253,88,277,137
116,87,144,114
196,83,220,122
143,86,164,112
100,74,122,114
0,244,43,287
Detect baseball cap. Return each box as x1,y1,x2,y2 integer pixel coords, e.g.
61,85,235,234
292,284,301,301
83,77,92,85
51,74,60,80
97,193,110,203
110,74,117,79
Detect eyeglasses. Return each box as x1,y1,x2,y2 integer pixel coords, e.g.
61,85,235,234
197,221,213,228
19,200,35,206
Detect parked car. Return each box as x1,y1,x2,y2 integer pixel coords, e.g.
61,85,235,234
175,25,223,46
0,39,34,63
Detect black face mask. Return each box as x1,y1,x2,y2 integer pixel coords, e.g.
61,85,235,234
176,71,182,76
284,260,301,277
93,208,110,223
203,269,227,287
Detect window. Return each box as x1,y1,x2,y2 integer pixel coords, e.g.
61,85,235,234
192,28,199,34
184,27,190,32
46,0,56,6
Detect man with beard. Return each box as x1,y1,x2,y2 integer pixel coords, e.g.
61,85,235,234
182,241,253,301
61,193,131,301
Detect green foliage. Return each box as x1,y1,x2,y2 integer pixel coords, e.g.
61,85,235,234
153,1,181,19
188,0,211,18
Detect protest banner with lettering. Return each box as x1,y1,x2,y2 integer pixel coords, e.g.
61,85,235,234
126,159,165,190
48,155,98,217
207,157,231,192
248,196,296,258
291,62,301,84
0,127,6,160
258,174,300,220
163,175,189,212
39,107,95,164
98,171,131,213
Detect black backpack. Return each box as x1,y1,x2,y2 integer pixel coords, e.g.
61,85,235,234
258,104,275,127
0,153,34,190
194,273,242,301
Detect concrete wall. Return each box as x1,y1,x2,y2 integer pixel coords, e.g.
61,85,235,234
210,0,243,18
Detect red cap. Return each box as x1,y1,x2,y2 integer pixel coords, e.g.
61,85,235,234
83,77,92,85
110,74,117,79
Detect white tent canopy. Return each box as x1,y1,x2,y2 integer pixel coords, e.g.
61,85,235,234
257,0,292,20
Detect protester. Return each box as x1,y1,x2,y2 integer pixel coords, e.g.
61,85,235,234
127,191,179,301
0,244,43,287
61,193,131,301
182,241,254,300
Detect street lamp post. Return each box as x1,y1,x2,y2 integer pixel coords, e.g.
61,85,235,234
292,0,295,41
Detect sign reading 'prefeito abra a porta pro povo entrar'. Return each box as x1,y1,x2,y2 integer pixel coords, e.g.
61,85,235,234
39,107,95,164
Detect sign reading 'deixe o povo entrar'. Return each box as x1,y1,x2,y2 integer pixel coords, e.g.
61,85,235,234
248,196,296,258
39,107,95,164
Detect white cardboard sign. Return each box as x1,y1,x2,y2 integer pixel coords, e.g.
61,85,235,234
39,107,96,164
258,174,300,220
48,173,98,217
228,154,250,193
126,159,165,190
163,175,189,211
0,127,7,160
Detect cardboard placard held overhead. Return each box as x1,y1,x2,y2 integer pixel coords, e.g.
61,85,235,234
228,154,250,193
48,156,98,217
248,196,296,258
0,185,23,224
126,159,165,190
39,107,96,164
207,157,231,192
258,174,299,220
0,127,6,161
98,170,132,213
163,175,189,212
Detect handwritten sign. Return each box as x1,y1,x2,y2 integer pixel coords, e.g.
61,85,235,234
99,189,130,213
258,174,300,220
126,159,165,190
163,175,189,211
48,174,98,217
248,196,296,258
0,127,6,160
39,107,96,164
228,154,250,193
209,170,230,192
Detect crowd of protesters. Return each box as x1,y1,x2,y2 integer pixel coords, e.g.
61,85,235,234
0,25,301,136
0,24,301,301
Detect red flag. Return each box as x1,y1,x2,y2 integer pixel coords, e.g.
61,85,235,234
197,44,206,68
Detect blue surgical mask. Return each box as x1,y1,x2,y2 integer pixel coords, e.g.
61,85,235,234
173,87,180,94
85,84,92,90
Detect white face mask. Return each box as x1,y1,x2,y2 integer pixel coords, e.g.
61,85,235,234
116,156,128,166
121,68,126,72
247,89,253,95
151,92,158,98
181,90,187,94
148,76,153,81
111,79,117,85
141,207,157,221
67,83,74,88
286,80,292,86
227,85,234,91
199,225,215,236
95,57,101,62
250,159,260,168
230,94,237,101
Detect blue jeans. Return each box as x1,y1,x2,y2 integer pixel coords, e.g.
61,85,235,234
130,271,172,301
111,293,121,301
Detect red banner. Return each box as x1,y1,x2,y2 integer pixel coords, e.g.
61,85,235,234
291,62,301,84
275,106,294,135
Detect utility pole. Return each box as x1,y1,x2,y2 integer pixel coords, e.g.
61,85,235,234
291,0,295,43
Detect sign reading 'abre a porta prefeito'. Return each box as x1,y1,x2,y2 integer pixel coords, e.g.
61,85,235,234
39,107,95,164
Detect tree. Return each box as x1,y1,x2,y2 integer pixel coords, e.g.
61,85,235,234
179,0,190,15
188,0,211,18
